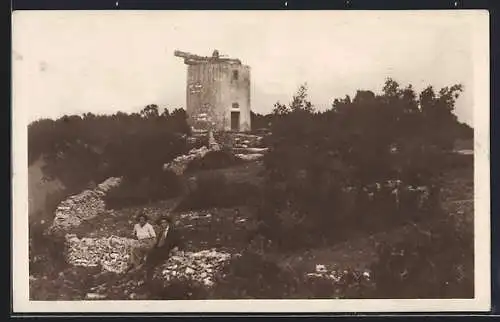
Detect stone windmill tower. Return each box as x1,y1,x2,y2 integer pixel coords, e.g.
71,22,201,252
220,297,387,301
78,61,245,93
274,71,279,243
174,49,251,133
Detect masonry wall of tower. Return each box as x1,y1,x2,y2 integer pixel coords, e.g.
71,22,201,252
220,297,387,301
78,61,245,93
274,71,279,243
219,64,251,131
186,61,251,132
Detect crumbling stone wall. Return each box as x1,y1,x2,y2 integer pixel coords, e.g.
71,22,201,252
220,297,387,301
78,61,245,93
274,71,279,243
163,146,210,175
65,234,138,273
48,177,122,237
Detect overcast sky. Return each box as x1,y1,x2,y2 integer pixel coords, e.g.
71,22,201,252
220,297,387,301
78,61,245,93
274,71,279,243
13,10,480,125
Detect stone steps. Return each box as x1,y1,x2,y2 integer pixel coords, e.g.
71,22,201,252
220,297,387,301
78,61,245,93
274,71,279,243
187,130,271,161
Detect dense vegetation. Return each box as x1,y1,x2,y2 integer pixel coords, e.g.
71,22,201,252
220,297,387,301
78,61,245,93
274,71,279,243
246,79,474,297
29,105,190,194
254,79,471,248
28,78,474,300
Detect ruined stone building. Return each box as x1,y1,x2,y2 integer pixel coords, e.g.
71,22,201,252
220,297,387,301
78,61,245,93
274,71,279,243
175,50,251,132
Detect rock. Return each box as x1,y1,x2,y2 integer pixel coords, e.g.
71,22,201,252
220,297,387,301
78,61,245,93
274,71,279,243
158,248,232,287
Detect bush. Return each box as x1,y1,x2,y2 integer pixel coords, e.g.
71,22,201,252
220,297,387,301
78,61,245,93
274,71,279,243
369,215,474,298
29,188,73,276
211,251,299,299
256,79,469,251
103,170,182,210
175,172,260,211
29,223,68,276
252,175,438,252
185,150,244,173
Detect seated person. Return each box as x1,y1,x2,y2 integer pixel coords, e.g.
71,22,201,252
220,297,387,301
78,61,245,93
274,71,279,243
126,213,156,273
144,215,182,279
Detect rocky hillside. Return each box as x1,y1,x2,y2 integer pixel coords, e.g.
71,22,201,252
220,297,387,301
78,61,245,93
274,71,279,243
30,132,272,300
29,129,473,300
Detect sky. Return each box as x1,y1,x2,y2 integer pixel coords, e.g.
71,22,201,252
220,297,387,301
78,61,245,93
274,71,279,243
12,10,481,125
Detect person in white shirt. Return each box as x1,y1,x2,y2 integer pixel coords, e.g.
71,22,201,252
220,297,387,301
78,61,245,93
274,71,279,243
126,213,157,272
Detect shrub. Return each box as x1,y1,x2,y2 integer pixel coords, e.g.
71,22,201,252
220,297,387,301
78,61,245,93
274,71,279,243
29,188,73,276
211,252,377,299
175,172,260,211
28,107,191,196
29,223,68,276
256,79,468,251
103,170,182,210
252,174,438,252
185,150,243,173
369,215,474,298
211,251,299,299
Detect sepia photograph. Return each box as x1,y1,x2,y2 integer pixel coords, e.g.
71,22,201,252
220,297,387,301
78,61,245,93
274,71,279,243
12,10,490,312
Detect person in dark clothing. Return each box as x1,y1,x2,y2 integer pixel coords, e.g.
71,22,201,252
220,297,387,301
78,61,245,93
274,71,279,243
144,216,182,279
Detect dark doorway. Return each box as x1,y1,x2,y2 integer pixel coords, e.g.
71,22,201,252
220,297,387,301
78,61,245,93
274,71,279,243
231,111,240,131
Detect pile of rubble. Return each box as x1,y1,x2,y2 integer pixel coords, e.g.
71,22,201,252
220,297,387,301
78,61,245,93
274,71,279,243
158,248,232,287
163,146,210,175
65,234,139,273
48,177,122,236
306,264,371,283
232,133,265,149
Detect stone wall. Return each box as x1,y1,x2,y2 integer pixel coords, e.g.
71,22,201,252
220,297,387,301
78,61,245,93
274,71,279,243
163,146,210,175
48,177,122,237
65,234,139,273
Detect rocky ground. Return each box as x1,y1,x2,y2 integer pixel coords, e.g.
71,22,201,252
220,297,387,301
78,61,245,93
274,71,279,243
29,133,474,300
30,200,259,300
29,133,268,300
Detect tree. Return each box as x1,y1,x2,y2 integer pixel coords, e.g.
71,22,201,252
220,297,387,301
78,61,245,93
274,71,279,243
28,106,192,194
290,83,314,113
260,78,468,250
250,111,273,130
419,84,464,150
140,104,160,119
272,101,289,116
